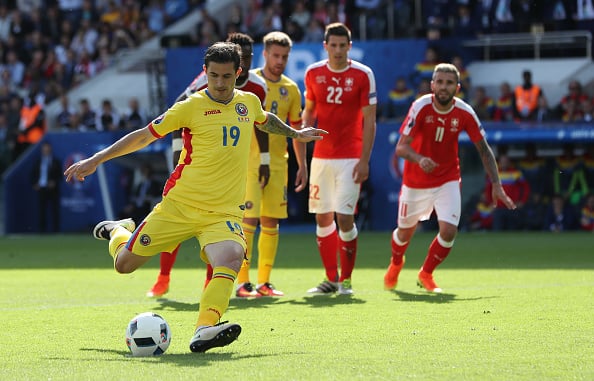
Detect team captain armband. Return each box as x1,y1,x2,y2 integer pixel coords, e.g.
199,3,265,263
171,138,183,152
260,152,270,165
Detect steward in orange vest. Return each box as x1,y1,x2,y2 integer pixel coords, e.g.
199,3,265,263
15,96,46,158
513,70,543,121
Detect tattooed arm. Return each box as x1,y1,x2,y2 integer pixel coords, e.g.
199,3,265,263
257,112,327,142
474,138,516,210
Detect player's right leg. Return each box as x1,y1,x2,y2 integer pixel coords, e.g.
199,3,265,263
385,185,432,290
384,226,415,290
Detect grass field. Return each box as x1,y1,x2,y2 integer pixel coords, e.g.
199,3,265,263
1,231,593,381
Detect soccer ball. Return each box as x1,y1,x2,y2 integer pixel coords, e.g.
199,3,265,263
125,312,171,357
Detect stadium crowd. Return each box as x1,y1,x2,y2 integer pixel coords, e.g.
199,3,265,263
1,0,593,233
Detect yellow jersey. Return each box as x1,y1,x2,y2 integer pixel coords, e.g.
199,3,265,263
149,89,268,218
251,68,302,170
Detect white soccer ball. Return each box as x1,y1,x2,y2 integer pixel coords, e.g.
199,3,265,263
125,312,171,357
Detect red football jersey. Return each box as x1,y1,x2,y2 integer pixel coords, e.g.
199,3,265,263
184,71,267,105
400,94,485,188
304,59,377,159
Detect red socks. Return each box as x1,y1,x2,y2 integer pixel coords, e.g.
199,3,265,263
422,235,453,273
338,237,357,282
316,229,338,282
159,244,180,276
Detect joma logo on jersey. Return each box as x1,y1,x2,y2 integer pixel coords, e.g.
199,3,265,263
204,109,221,116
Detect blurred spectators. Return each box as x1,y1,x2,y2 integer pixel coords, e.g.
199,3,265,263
290,0,311,32
452,54,470,101
580,193,594,231
493,81,515,122
535,95,558,123
120,96,147,131
470,86,495,121
410,46,440,88
468,192,494,231
559,80,590,122
382,76,414,122
55,94,75,130
0,113,12,173
78,98,98,130
553,143,589,206
415,78,431,99
486,154,531,231
545,193,578,232
97,98,120,131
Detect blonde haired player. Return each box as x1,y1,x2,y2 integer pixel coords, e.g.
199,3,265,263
237,31,306,297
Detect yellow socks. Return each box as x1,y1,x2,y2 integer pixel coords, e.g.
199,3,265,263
196,266,237,329
108,226,132,263
257,225,279,285
237,222,256,284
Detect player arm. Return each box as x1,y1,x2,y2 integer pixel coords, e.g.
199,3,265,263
474,138,516,210
64,127,157,182
257,112,326,142
352,104,377,183
290,120,308,192
396,133,438,173
360,104,377,164
301,99,316,128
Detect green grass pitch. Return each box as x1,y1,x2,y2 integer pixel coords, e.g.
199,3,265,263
1,231,593,381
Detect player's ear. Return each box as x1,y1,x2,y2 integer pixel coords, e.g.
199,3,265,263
236,66,242,78
203,64,207,73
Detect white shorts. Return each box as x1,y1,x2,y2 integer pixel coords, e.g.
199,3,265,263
398,180,461,228
308,158,360,215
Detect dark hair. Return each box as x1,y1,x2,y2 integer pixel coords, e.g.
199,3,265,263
226,32,254,49
204,42,241,70
263,31,292,49
324,22,351,43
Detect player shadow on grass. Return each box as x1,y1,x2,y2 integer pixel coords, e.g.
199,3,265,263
150,296,285,312
390,290,458,303
283,294,366,308
79,348,270,363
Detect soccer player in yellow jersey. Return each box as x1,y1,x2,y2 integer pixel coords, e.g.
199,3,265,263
63,42,326,353
237,31,307,297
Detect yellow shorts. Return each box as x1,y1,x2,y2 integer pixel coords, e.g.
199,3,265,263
243,167,288,219
126,197,246,263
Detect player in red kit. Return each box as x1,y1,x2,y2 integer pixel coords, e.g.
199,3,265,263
384,63,516,293
302,23,377,295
